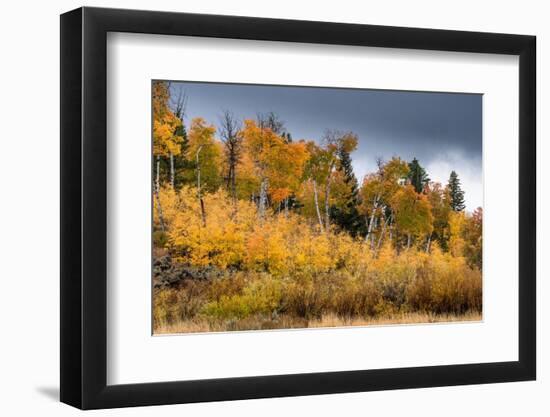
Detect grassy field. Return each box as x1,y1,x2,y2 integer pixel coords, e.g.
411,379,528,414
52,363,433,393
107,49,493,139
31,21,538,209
154,311,482,334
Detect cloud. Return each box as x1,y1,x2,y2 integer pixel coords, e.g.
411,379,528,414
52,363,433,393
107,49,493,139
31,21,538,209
352,152,378,184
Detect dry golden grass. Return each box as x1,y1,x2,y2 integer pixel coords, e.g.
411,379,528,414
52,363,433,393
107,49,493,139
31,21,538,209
154,311,482,335
307,311,481,328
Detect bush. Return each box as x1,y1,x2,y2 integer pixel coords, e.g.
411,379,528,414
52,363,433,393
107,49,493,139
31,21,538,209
153,230,169,248
201,276,283,321
405,247,482,314
153,280,210,328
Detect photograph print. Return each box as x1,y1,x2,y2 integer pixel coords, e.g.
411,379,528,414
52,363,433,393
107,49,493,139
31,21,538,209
152,81,483,335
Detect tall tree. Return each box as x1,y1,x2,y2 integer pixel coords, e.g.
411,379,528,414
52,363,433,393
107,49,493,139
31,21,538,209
169,87,188,188
447,170,466,211
321,130,358,230
240,120,307,219
153,82,184,185
391,185,433,249
463,207,483,269
425,182,452,252
171,122,192,188
152,81,184,230
256,111,286,136
303,141,328,231
219,110,243,205
187,117,222,225
186,117,222,193
268,140,308,209
241,119,278,218
407,158,430,193
359,157,409,245
330,144,363,236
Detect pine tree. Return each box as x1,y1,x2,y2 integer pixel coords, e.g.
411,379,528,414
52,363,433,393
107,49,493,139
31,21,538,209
175,122,188,148
447,170,466,211
174,123,196,188
407,158,430,193
331,146,365,236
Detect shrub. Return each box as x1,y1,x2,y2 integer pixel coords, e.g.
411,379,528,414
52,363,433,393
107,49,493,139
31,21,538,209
405,247,482,314
153,280,210,326
153,231,169,248
201,276,283,321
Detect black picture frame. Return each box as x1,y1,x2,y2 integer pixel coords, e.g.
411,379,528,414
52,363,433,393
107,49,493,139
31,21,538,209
60,6,536,410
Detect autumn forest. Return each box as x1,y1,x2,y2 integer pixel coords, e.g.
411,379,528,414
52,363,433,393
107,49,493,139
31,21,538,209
152,81,483,334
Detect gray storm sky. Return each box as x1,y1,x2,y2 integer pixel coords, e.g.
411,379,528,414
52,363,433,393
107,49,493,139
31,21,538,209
169,81,482,211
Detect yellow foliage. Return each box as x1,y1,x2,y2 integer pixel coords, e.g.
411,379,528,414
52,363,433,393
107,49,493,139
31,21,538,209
289,225,333,273
235,149,261,200
391,185,434,238
167,187,253,268
153,112,184,156
240,120,309,205
154,232,482,328
449,211,467,257
152,81,185,157
187,117,223,191
162,185,374,276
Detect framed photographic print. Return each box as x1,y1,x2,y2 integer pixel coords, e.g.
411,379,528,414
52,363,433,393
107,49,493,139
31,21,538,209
60,6,536,409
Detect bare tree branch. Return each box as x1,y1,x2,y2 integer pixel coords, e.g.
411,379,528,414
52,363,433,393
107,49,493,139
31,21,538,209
219,110,242,205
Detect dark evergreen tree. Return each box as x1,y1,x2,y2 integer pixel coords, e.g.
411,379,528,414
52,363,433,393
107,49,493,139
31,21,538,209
331,147,365,237
175,122,188,151
407,157,430,193
171,123,195,189
447,170,466,211
165,88,192,190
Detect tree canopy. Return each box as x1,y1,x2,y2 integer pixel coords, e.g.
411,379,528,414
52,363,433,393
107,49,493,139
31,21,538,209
152,80,481,264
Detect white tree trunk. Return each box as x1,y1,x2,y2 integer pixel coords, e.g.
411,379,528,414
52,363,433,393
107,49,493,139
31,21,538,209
154,192,166,232
375,214,391,253
388,215,393,242
365,195,380,242
425,233,432,253
169,152,175,188
371,217,379,248
155,155,161,194
325,178,330,230
284,197,289,218
312,180,324,232
258,177,268,219
324,176,332,230
231,165,237,205
196,146,206,226
196,148,202,195
154,155,165,231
